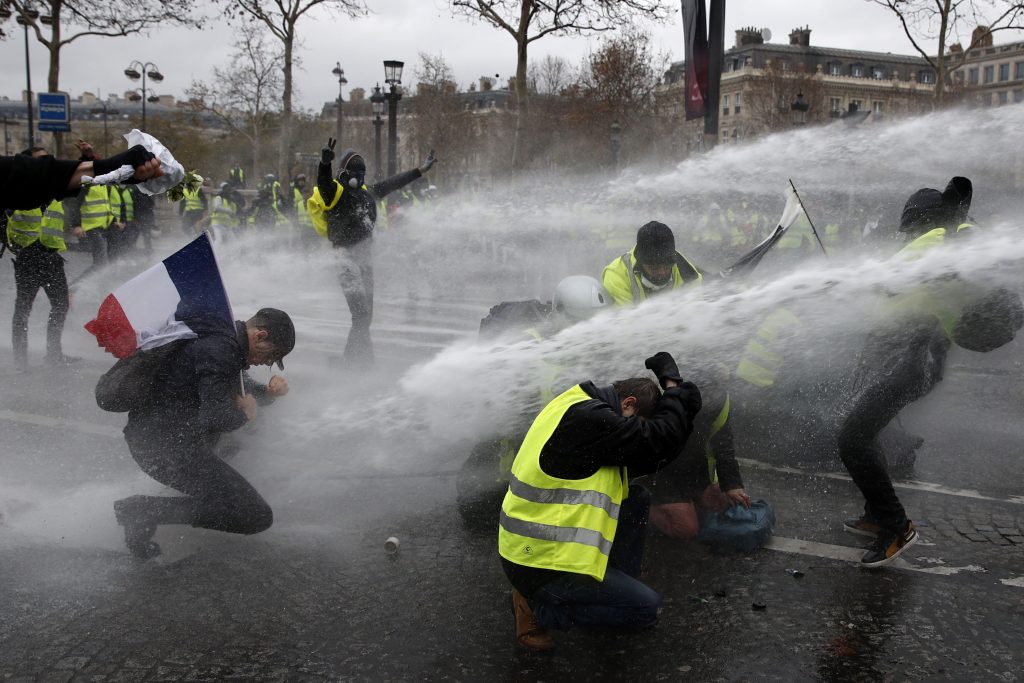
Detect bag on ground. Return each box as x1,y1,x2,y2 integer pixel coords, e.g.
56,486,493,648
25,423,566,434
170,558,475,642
697,499,776,553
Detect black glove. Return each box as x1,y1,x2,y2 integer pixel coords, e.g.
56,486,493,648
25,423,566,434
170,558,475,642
92,145,154,180
321,138,336,165
673,380,702,416
418,148,437,174
644,351,684,390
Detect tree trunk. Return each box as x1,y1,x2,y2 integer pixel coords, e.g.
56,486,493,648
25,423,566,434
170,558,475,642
253,125,261,181
510,1,532,170
934,0,951,102
278,31,294,182
511,38,530,170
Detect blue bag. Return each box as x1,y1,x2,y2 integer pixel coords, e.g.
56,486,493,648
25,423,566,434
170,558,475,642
696,500,776,553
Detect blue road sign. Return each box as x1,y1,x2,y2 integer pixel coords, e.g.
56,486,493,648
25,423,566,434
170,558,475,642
38,92,70,132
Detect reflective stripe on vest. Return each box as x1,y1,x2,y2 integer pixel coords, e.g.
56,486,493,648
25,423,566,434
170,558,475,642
6,201,64,250
80,186,110,231
735,307,800,388
183,188,204,212
498,384,627,581
892,225,979,336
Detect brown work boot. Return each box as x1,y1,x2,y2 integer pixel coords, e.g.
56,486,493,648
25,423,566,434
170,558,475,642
511,589,554,651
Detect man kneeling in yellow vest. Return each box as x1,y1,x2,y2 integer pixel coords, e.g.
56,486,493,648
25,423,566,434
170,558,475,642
498,351,702,650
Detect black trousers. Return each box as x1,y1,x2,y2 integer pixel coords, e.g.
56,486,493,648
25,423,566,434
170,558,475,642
11,243,69,363
125,437,273,535
838,318,949,533
74,228,108,284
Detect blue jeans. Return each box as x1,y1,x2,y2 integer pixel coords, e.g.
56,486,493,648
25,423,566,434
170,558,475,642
531,485,660,631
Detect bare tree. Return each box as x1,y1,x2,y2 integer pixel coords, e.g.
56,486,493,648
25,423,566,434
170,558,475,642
743,59,825,134
529,54,576,95
186,26,283,179
409,52,466,187
580,28,660,121
215,0,367,179
869,0,1024,100
3,0,203,155
450,0,671,169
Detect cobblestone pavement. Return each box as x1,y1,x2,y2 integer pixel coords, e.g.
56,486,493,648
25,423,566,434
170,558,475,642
2,462,1023,682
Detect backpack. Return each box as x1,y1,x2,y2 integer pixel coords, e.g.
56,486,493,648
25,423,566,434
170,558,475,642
95,340,190,412
479,300,552,340
697,500,776,553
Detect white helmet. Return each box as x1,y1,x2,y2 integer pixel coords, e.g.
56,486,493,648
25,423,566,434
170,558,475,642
552,275,610,322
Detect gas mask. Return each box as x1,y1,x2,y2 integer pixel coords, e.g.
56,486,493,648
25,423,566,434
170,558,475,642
338,155,367,189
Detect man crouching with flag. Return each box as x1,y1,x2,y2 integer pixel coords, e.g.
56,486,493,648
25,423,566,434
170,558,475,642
86,233,295,559
113,306,294,559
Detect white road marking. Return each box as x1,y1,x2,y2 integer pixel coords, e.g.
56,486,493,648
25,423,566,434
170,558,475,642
766,535,1014,585
0,409,122,439
738,458,1024,506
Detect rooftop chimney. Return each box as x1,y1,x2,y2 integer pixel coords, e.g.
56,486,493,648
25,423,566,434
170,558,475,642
789,26,812,47
735,27,764,48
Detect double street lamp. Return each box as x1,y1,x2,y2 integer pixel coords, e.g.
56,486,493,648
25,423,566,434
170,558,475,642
332,62,347,144
370,84,386,181
1,6,53,148
124,61,164,131
383,59,404,176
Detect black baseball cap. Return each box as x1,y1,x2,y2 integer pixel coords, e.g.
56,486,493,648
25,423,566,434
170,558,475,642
256,307,295,370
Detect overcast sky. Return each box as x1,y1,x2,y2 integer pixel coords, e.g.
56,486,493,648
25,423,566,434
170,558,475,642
1,0,1021,112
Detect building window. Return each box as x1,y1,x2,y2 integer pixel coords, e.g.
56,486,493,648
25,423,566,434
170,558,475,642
1015,90,1024,103
722,94,730,115
1016,62,1024,80
984,65,994,83
851,99,863,111
873,101,884,114
871,66,885,79
999,63,1010,81
969,68,980,85
851,64,865,77
918,70,936,84
734,92,742,114
829,62,842,76
998,90,1009,104
830,97,842,113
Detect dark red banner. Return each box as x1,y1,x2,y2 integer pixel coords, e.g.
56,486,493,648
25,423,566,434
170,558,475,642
681,0,709,120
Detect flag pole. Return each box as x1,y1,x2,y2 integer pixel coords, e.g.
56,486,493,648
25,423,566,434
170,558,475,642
788,178,828,257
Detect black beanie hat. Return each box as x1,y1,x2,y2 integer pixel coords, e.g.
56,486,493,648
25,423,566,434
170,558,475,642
635,221,676,265
942,176,972,224
898,188,948,233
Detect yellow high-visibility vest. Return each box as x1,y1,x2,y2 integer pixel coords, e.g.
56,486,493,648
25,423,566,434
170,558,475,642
498,384,628,582
80,185,111,232
601,247,703,307
6,200,66,251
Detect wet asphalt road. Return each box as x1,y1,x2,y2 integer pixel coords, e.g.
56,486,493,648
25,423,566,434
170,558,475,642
1,234,1023,682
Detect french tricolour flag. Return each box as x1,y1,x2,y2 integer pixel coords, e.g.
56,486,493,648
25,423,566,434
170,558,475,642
85,233,234,358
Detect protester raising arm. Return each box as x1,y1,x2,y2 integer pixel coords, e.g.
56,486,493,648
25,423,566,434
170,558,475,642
0,147,163,211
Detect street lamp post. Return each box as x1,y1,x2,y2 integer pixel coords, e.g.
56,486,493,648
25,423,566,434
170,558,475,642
124,61,164,131
127,88,161,132
91,102,116,156
790,92,809,127
370,84,386,181
332,62,347,145
383,60,404,177
5,6,47,148
609,121,622,171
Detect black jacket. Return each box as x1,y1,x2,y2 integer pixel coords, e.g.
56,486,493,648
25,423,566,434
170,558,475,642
124,317,266,450
0,154,80,212
539,381,700,480
317,162,421,247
